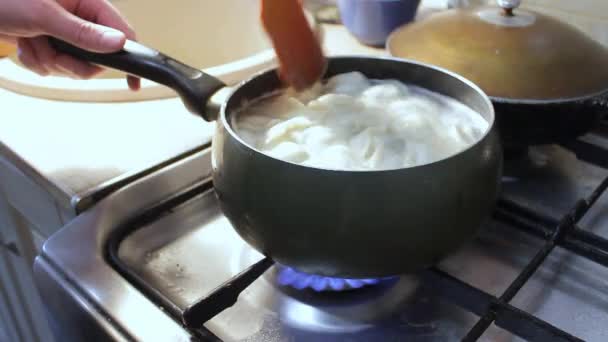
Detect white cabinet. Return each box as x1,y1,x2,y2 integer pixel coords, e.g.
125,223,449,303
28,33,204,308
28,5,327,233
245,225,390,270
0,243,21,342
0,191,55,342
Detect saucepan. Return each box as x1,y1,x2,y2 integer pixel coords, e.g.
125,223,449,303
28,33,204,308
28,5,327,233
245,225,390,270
49,38,503,278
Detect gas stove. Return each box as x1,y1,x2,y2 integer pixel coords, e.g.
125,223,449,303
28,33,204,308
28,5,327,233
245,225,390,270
34,120,608,342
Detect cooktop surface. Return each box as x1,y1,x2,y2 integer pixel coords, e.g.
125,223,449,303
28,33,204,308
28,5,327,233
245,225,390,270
110,123,608,341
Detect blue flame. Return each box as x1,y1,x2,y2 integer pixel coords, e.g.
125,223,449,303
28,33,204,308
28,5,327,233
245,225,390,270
277,266,392,292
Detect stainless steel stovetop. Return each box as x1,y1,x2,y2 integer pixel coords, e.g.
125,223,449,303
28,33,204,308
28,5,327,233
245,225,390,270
34,122,608,342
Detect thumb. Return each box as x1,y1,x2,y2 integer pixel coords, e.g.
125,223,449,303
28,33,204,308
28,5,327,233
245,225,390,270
40,5,126,53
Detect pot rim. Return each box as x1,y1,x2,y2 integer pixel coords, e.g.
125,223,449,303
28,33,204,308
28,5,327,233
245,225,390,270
489,88,608,105
218,55,498,173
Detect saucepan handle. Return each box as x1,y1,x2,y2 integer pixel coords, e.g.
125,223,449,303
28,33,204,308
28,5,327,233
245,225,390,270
48,37,226,121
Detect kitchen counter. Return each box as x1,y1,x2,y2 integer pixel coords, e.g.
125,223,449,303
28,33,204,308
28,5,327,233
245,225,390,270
0,18,392,342
2,3,606,342
1,0,606,238
0,90,214,233
0,22,388,238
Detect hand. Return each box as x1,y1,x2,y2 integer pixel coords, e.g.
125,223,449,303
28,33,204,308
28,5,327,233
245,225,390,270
0,0,139,90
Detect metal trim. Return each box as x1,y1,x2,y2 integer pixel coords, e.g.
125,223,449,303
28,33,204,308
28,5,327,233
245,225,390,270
37,148,214,341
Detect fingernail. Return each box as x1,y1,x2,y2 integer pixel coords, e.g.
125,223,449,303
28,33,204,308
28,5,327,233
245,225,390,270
100,29,125,49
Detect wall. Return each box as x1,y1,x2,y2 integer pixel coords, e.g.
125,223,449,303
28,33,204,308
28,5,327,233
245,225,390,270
523,0,608,46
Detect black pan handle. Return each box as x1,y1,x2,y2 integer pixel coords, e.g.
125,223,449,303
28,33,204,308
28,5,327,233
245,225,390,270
48,37,226,121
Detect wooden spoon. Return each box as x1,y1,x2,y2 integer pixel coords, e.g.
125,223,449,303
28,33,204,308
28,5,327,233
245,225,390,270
261,0,326,91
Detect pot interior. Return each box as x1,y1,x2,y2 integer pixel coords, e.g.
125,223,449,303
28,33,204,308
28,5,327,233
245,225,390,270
224,57,495,140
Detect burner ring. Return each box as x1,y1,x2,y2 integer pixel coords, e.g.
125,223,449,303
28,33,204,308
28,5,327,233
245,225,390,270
276,265,397,292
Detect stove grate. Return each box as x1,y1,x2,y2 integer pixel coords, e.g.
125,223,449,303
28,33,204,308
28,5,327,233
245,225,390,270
462,174,608,341
185,136,608,341
108,129,608,341
182,258,274,328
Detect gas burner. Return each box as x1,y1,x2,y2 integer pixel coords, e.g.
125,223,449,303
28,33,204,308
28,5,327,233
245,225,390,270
276,265,395,292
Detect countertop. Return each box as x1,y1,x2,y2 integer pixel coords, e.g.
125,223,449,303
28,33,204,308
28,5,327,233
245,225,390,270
0,21,388,236
0,22,385,199
2,0,603,236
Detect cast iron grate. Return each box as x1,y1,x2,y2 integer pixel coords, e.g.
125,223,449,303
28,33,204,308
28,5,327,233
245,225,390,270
177,131,608,342
108,120,608,342
183,180,607,341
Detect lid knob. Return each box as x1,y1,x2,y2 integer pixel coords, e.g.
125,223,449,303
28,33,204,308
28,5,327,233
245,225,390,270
497,0,521,16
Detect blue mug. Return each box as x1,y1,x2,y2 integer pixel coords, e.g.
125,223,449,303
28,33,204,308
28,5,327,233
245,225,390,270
337,0,422,47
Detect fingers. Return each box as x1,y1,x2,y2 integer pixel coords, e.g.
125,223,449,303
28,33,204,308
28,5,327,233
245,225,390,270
27,36,58,73
16,38,49,76
38,1,126,53
23,0,140,90
94,0,136,40
127,75,140,91
51,17,126,53
56,0,140,90
55,53,102,79
93,0,140,90
18,36,102,79
94,1,141,91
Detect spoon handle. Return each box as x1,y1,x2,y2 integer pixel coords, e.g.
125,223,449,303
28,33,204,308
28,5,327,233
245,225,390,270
261,0,326,91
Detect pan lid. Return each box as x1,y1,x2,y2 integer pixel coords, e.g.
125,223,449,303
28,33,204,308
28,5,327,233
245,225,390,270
387,0,608,101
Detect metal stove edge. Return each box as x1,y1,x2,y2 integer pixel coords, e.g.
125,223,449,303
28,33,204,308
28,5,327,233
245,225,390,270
33,148,214,342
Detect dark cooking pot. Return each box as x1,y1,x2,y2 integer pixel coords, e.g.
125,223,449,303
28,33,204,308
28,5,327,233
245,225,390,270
50,38,503,278
388,0,608,148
